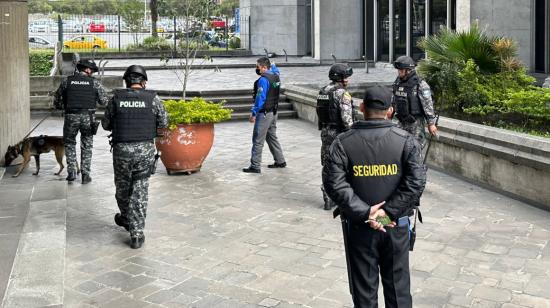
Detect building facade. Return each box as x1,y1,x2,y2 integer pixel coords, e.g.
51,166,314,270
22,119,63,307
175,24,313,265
240,0,550,73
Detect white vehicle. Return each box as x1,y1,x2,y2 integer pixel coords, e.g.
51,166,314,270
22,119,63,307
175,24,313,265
63,20,84,33
29,20,58,33
29,36,54,49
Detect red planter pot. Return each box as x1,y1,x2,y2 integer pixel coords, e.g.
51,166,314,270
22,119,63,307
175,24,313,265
155,123,214,174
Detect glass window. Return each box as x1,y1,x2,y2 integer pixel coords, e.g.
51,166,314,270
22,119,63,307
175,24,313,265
393,0,407,59
411,0,426,60
378,0,390,61
429,0,447,34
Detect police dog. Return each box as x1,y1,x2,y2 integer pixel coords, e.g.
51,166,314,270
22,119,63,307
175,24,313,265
4,135,73,177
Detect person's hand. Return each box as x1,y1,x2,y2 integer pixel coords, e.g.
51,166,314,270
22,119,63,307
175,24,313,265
366,201,396,232
428,124,438,136
249,115,256,123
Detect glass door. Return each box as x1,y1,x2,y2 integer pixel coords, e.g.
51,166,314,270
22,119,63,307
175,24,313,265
410,0,426,60
393,0,407,58
378,0,390,61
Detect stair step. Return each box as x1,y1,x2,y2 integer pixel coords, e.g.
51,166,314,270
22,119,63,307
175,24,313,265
159,95,288,104
230,110,297,120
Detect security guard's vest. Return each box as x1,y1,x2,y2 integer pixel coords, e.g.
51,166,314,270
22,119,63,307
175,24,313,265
253,72,280,113
112,89,156,143
340,126,407,206
64,75,96,111
393,72,424,123
316,84,348,131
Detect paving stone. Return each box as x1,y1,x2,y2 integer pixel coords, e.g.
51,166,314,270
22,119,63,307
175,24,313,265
470,285,512,302
74,280,106,295
258,297,280,307
144,289,183,304
92,271,156,292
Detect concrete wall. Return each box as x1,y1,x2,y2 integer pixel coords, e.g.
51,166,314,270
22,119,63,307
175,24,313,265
0,1,30,165
469,0,533,68
284,84,550,209
240,0,307,56
313,0,363,61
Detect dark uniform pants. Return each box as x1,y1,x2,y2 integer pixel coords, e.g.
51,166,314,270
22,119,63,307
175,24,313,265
63,113,93,175
113,142,154,238
347,222,412,308
320,128,340,205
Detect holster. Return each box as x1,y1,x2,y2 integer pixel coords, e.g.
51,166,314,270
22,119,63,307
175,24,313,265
89,110,99,135
150,152,160,175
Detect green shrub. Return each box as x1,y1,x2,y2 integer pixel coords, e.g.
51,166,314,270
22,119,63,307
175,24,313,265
29,50,54,76
417,24,550,136
178,39,210,50
127,36,172,51
164,97,232,129
229,36,240,49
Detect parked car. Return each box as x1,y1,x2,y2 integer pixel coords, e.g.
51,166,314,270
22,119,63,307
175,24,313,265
63,35,108,49
28,20,57,33
63,20,84,33
89,21,106,33
29,36,54,49
210,19,226,29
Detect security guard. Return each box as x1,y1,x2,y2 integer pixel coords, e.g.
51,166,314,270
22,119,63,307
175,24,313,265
54,59,108,183
323,86,426,307
316,63,354,210
102,65,168,249
392,56,438,148
243,57,286,173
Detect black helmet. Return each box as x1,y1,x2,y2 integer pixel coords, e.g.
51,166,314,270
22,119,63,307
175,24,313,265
329,63,353,82
123,65,148,85
76,59,98,73
393,56,416,69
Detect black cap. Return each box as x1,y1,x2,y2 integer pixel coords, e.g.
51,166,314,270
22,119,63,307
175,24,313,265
363,85,392,110
76,59,98,73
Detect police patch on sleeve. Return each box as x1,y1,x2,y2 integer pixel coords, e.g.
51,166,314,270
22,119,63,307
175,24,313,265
343,92,352,101
422,89,432,98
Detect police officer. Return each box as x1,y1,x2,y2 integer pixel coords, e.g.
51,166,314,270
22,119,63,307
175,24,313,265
317,63,354,210
243,57,286,173
54,59,108,183
392,56,438,148
323,85,426,307
102,65,168,249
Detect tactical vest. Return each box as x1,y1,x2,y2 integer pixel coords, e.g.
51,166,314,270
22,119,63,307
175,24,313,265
340,126,407,207
112,89,157,143
64,75,96,111
393,72,424,123
255,72,280,113
316,84,349,131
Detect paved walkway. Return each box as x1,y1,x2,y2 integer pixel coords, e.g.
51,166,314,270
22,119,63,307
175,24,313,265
1,117,550,308
103,66,396,92
102,57,322,69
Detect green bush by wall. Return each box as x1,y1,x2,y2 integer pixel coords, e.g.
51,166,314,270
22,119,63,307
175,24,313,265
29,50,54,76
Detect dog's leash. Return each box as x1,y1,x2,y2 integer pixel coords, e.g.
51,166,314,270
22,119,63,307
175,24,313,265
23,113,50,140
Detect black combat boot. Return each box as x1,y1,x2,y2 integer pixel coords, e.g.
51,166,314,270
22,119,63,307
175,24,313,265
130,235,145,249
114,213,129,231
81,174,92,184
267,162,287,168
66,171,76,182
242,167,261,173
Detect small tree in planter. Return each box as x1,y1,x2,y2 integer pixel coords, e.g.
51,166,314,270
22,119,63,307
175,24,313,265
156,97,232,175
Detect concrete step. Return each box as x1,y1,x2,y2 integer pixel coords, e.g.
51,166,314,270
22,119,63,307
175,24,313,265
158,94,288,104
230,110,297,121
30,96,53,110
223,102,293,113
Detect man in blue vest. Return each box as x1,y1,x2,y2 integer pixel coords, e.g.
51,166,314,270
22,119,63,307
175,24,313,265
102,65,168,249
54,59,108,183
323,85,426,307
243,57,286,173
